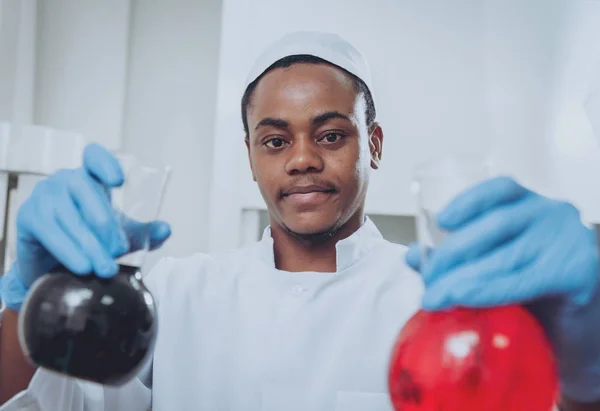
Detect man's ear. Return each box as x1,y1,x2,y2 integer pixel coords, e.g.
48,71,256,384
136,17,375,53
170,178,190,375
368,123,384,170
245,137,257,181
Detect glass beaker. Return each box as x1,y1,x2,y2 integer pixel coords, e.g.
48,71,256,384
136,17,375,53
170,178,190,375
111,152,171,270
18,153,171,386
412,154,494,265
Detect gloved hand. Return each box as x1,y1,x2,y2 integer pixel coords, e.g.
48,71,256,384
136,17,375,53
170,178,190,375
0,143,171,312
406,176,600,403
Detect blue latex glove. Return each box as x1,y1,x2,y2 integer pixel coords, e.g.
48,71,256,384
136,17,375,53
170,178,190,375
0,143,171,312
406,176,600,403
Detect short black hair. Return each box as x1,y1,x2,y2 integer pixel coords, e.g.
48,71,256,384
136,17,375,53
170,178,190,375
241,54,376,137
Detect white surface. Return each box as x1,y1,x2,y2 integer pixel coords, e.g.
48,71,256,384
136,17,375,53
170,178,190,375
0,0,37,260
546,0,600,223
5,220,422,411
0,0,37,125
121,0,222,267
483,0,559,190
0,0,20,121
3,175,44,272
34,0,131,150
239,208,261,246
6,125,85,174
0,122,10,244
0,122,11,170
11,0,36,128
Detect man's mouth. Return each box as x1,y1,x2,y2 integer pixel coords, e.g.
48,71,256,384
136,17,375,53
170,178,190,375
281,184,337,206
283,185,336,196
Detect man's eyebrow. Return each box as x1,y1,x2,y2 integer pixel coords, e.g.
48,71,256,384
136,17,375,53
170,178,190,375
253,112,351,131
312,111,352,126
254,118,289,131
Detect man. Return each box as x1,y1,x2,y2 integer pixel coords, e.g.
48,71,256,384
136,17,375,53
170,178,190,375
1,31,600,411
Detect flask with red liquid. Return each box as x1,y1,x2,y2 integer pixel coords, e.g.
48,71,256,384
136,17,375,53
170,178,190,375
388,305,558,411
390,155,558,410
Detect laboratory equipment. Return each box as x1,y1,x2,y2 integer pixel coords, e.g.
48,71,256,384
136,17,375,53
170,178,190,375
17,153,171,385
388,305,558,411
388,154,558,410
411,154,493,264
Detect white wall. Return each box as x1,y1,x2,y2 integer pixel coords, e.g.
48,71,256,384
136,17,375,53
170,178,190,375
0,0,38,271
0,0,37,127
121,0,222,266
0,0,24,122
0,0,22,248
483,0,565,191
483,1,600,226
545,0,600,223
34,0,131,150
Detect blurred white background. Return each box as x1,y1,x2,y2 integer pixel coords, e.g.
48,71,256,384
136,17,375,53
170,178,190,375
1,0,599,271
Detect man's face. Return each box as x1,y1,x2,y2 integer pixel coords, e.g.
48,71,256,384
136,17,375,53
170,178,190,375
245,63,382,237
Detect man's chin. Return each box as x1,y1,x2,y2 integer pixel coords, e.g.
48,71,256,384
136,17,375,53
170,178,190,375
281,217,340,242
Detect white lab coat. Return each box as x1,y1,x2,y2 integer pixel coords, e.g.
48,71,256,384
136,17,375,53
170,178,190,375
0,218,423,411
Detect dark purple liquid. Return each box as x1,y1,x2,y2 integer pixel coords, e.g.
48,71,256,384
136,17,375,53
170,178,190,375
19,264,157,386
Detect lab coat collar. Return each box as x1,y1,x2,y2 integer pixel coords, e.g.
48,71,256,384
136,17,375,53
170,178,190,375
259,217,384,273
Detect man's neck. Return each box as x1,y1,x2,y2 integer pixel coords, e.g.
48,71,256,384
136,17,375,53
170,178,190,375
270,213,364,273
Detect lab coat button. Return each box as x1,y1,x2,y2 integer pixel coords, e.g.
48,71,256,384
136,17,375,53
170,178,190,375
291,285,305,296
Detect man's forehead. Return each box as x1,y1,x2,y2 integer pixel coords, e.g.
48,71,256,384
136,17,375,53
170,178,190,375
251,63,357,106
248,73,361,132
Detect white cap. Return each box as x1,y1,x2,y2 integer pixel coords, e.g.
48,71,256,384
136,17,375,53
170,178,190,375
245,31,374,99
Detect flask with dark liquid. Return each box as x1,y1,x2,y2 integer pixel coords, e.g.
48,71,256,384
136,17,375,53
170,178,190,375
17,153,171,385
18,264,157,386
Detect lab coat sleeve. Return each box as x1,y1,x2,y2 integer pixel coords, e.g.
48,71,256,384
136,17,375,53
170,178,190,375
0,368,151,411
0,257,173,411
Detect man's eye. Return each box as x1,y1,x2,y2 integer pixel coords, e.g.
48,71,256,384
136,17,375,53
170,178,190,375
264,138,287,148
321,133,343,144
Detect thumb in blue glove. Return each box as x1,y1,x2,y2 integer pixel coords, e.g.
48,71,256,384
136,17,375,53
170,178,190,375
118,214,172,254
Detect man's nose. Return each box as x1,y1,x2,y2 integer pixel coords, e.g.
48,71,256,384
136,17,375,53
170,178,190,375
285,138,324,175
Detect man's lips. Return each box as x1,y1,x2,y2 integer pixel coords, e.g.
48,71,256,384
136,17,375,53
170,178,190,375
280,184,337,207
282,184,336,196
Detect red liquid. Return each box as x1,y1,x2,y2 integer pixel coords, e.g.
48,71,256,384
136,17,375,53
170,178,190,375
388,306,558,411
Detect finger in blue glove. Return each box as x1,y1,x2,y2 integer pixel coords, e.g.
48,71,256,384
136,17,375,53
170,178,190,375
419,176,598,311
83,143,125,187
422,190,546,285
405,242,421,272
437,176,530,229
118,217,172,255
